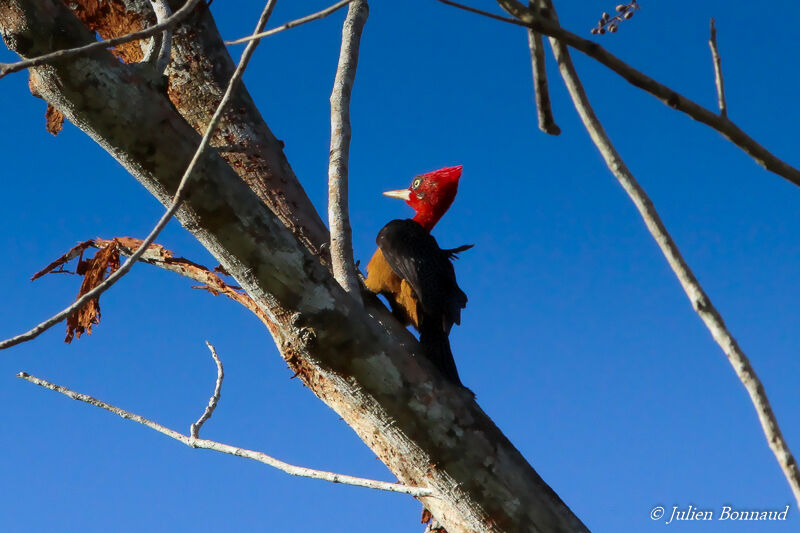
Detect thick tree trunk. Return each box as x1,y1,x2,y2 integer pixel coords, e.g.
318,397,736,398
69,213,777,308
0,1,588,531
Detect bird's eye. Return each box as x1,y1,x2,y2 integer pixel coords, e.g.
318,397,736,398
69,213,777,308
411,178,422,189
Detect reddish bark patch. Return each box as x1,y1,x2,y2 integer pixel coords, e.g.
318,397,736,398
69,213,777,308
68,0,146,63
45,104,64,135
420,508,448,532
420,509,433,524
114,236,172,260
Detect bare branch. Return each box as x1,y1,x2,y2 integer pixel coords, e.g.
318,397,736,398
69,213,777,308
143,0,173,74
190,342,225,439
0,0,280,352
526,0,560,135
708,18,727,118
225,0,355,46
16,371,433,498
439,0,800,188
0,0,202,80
328,0,369,300
436,0,526,26
437,0,560,133
538,0,800,508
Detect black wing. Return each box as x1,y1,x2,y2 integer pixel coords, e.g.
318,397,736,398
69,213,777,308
376,219,468,332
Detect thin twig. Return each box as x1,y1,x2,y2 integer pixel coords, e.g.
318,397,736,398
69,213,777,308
328,0,368,300
225,0,354,46
0,0,202,80
526,1,559,135
190,341,225,438
537,0,800,508
0,0,281,352
437,0,800,188
143,0,173,74
16,372,433,498
436,0,526,26
708,18,727,118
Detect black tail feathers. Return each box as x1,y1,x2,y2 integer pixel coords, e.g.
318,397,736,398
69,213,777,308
442,243,474,261
419,321,463,386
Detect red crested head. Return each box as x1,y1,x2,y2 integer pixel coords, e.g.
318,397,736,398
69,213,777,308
383,165,463,231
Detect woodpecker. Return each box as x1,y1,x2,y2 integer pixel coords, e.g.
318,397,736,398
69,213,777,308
365,166,471,385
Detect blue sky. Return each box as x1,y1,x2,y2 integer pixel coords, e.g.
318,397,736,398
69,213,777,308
2,1,800,531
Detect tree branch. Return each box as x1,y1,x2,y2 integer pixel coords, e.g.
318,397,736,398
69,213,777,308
90,237,276,331
328,0,368,300
538,0,800,508
225,0,354,46
142,0,173,74
16,371,432,498
436,0,525,26
708,18,727,118
438,0,800,188
190,341,224,438
0,0,279,351
526,1,560,135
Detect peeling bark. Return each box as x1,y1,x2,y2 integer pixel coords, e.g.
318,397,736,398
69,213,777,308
0,1,587,531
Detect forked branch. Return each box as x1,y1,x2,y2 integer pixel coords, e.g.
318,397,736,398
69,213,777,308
16,370,432,498
526,1,560,135
190,342,224,438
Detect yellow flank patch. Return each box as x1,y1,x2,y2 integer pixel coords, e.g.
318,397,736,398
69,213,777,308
365,248,419,328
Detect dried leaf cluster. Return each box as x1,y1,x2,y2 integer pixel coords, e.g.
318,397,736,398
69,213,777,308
31,238,245,343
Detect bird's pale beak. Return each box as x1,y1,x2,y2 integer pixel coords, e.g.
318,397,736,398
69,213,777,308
382,189,411,201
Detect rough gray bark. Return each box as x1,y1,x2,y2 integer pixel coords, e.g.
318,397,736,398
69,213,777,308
0,1,587,532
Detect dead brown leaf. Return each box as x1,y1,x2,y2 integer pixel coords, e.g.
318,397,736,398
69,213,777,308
65,241,121,343
45,105,64,136
31,240,95,281
64,241,121,343
33,236,263,344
